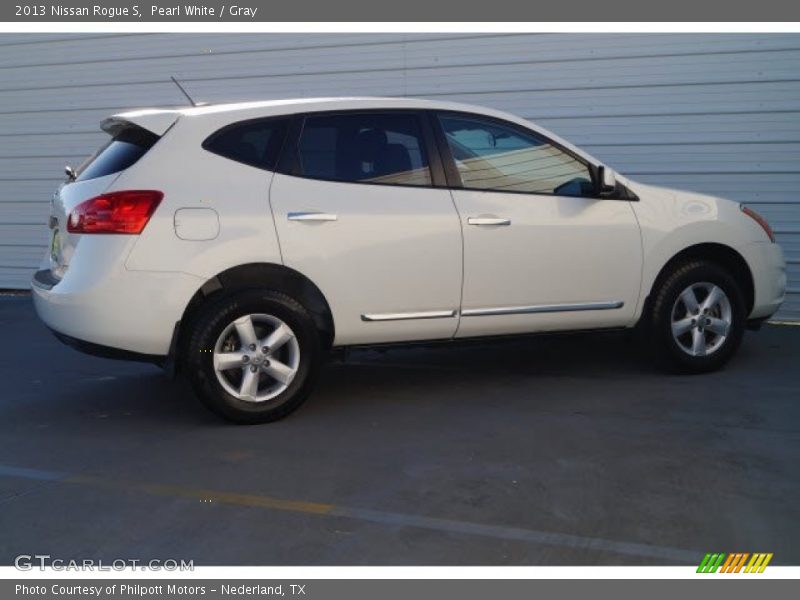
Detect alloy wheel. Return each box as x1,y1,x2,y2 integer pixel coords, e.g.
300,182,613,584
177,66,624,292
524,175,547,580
212,313,300,402
670,282,732,357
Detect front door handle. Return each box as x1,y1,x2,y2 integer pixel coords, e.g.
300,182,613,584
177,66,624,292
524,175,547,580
288,211,338,222
467,217,511,226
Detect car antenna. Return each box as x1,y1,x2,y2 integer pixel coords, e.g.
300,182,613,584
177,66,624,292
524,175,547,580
170,76,201,107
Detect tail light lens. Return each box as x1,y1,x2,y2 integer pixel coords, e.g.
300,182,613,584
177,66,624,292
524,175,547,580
740,204,775,243
67,190,163,234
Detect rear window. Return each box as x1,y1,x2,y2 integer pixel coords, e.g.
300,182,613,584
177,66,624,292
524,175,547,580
75,126,159,182
202,118,289,170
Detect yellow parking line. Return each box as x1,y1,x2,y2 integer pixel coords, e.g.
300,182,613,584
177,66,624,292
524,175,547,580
66,474,334,515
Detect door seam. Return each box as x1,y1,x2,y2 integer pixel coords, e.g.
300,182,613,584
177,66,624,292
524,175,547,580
448,188,466,339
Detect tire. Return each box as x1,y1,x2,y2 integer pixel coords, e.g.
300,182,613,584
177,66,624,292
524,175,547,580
648,260,746,374
184,289,323,424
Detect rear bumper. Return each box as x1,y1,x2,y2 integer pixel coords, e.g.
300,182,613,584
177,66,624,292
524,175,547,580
32,259,202,356
48,327,166,365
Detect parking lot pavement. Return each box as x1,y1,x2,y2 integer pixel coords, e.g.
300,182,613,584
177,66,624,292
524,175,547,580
0,294,799,566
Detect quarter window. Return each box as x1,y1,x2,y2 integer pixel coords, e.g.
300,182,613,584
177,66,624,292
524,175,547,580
439,115,593,197
295,113,432,187
203,118,289,170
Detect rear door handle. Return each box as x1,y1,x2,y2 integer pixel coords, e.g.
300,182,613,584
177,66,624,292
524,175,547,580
287,211,338,222
467,217,511,226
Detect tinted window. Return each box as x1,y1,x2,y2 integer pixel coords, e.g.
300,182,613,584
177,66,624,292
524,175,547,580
203,118,289,170
295,113,432,186
439,115,593,197
75,127,159,182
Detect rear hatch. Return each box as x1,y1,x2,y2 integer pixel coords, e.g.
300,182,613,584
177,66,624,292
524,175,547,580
47,114,174,280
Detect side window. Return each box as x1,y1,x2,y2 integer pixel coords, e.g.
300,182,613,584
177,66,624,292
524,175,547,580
203,118,289,170
438,114,593,197
295,113,432,187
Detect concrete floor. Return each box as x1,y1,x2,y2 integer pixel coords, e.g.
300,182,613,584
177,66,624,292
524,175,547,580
0,294,798,566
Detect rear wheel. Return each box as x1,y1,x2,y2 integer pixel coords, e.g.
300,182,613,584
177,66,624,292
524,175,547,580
648,260,746,373
185,289,322,423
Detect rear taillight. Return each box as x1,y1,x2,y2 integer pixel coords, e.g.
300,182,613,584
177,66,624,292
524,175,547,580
740,204,776,243
67,190,163,234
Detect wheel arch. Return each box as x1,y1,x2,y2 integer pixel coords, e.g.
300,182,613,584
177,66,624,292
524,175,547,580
643,243,755,320
177,263,335,360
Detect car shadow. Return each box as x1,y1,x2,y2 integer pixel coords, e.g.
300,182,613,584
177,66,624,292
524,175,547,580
17,312,780,430
5,329,656,426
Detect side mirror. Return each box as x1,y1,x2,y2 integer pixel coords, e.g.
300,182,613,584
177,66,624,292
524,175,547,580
596,165,617,197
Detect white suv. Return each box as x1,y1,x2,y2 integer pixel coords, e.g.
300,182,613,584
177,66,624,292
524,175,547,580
32,97,786,423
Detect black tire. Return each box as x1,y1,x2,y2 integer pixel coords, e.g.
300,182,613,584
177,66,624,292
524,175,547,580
648,260,746,373
184,289,322,424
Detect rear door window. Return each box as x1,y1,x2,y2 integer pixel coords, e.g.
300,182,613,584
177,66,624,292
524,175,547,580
75,126,159,182
294,112,432,187
203,118,289,170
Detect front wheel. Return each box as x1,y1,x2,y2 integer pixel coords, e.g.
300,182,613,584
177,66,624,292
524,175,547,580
648,260,746,373
184,289,323,423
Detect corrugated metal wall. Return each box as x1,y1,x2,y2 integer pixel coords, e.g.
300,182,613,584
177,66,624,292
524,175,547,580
1,33,798,319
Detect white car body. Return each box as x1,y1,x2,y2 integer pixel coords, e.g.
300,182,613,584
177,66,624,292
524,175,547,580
32,97,786,360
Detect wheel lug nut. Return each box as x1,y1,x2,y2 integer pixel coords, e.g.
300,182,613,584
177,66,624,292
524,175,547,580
249,344,256,351
263,359,270,367
250,365,258,373
242,355,250,363
262,346,270,354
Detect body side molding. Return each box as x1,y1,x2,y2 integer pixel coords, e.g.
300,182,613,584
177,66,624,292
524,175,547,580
461,301,624,317
361,310,458,322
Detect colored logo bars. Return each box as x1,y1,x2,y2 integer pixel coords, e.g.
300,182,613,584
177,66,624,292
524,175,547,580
697,553,773,573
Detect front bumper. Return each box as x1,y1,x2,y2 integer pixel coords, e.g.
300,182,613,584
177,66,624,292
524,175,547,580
743,241,786,320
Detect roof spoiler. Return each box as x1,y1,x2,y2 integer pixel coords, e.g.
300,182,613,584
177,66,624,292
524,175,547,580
101,109,181,137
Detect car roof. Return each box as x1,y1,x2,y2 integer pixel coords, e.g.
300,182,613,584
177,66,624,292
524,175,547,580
108,97,602,168
125,96,486,117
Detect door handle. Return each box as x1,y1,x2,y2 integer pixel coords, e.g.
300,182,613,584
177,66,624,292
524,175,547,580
287,211,338,222
467,217,511,226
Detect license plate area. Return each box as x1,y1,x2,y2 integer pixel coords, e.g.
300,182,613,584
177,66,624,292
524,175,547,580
49,226,63,272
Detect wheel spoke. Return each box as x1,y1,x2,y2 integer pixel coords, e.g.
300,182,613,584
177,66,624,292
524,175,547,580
239,368,260,401
706,317,730,337
262,323,294,353
680,287,700,314
262,359,296,385
671,317,694,337
691,328,707,356
701,285,724,312
234,315,259,348
214,351,246,371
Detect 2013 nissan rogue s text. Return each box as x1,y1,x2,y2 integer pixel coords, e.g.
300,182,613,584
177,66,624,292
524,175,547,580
31,98,786,423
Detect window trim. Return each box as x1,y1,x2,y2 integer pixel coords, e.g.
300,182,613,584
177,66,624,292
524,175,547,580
201,115,291,172
432,110,611,199
276,109,448,190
